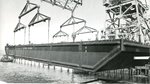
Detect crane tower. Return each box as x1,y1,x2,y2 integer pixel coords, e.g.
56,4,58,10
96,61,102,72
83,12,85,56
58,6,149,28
103,0,150,43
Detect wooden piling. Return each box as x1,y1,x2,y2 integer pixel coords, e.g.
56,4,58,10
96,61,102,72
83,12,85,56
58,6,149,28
38,62,40,67
61,67,62,72
24,59,26,65
34,61,36,67
21,59,22,64
17,59,20,64
42,63,44,68
54,66,55,70
20,59,21,64
67,68,69,73
48,64,50,69
31,61,32,67
13,59,15,63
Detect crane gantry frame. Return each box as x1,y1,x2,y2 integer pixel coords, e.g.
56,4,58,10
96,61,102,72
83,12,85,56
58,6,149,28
42,0,82,12
14,0,51,44
13,0,150,45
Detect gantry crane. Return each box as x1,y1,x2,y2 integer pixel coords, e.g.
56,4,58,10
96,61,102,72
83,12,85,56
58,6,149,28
42,0,98,42
14,0,51,44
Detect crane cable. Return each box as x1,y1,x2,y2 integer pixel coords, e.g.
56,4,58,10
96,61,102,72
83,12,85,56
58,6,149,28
145,0,148,8
24,28,26,44
14,32,15,45
48,19,50,43
28,27,30,44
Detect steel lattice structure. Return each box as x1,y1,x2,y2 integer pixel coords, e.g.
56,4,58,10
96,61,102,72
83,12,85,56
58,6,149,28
14,0,150,44
14,20,26,44
14,0,51,44
103,0,150,43
14,20,26,33
42,0,82,12
46,0,98,42
19,0,39,19
53,29,69,38
72,26,99,42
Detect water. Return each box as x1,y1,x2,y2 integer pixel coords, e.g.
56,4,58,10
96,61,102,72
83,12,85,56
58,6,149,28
0,54,149,84
0,61,96,83
0,55,100,83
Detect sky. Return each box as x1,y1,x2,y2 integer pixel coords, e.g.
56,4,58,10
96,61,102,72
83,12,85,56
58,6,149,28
0,0,106,50
0,0,150,51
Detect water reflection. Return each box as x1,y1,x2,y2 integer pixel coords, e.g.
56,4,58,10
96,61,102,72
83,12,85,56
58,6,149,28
0,58,97,83
0,57,149,83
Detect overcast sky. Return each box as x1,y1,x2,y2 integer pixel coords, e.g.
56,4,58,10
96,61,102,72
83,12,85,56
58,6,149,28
0,0,150,50
0,0,106,50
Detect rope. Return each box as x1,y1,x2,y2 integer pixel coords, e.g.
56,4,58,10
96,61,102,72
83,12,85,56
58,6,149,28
48,20,50,43
72,24,75,42
24,28,26,44
14,33,16,45
72,12,75,42
28,27,30,44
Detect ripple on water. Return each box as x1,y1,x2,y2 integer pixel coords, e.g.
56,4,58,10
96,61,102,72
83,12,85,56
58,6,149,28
0,55,148,84
0,60,97,83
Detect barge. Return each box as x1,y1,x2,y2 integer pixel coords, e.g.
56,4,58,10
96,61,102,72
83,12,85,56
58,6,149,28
6,39,150,72
4,0,150,72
